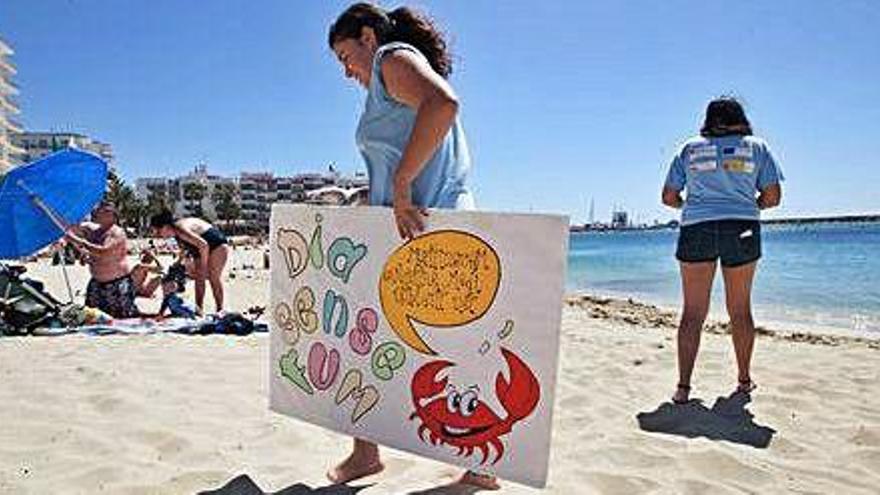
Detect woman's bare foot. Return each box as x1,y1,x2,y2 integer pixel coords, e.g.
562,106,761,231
458,471,501,490
736,378,757,394
672,383,691,404
327,456,384,484
327,440,384,484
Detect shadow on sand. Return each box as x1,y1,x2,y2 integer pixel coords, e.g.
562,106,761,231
198,474,371,495
202,474,499,495
407,481,490,495
636,391,776,448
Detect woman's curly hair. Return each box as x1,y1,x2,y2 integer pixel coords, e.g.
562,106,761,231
329,2,452,78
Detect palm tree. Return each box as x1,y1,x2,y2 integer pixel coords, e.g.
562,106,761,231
104,169,125,204
104,170,140,230
129,197,149,235
213,183,240,233
182,182,207,218
146,188,171,215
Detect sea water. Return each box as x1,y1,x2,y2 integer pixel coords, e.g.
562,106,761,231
567,222,880,336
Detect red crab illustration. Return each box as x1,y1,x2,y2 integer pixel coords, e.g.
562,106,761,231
409,347,541,464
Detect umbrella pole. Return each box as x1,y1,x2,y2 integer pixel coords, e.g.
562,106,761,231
18,180,76,303
59,250,74,303
41,210,75,303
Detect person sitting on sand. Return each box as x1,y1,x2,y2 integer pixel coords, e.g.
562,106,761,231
326,2,493,490
157,263,197,319
661,97,783,404
64,202,140,318
130,246,165,298
149,209,229,315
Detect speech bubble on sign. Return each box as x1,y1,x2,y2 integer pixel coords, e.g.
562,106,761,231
379,230,501,355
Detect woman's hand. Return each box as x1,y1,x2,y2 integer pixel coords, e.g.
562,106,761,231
393,178,428,240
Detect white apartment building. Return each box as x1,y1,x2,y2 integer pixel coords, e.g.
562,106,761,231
13,131,115,167
138,166,367,232
239,170,367,230
0,38,23,173
239,172,276,229
135,163,236,222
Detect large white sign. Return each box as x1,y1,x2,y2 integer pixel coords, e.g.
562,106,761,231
269,205,568,487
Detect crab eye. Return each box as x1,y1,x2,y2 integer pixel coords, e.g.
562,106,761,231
446,392,460,413
460,390,479,417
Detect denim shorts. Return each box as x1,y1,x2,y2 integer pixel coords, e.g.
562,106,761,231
676,219,761,267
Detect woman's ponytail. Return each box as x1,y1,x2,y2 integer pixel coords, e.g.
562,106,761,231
386,6,452,77
329,3,453,78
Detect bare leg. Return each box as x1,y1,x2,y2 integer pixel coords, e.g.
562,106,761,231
194,275,206,314
674,261,717,403
139,275,163,298
183,256,197,278
130,264,148,290
327,438,384,484
130,264,162,298
722,261,758,392
208,245,229,313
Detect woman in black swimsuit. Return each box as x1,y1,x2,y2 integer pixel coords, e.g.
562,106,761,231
149,209,230,314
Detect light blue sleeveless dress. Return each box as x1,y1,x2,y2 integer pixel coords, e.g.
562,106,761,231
356,42,474,210
357,42,487,478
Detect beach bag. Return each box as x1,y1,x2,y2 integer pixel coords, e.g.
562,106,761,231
0,263,64,335
183,313,267,336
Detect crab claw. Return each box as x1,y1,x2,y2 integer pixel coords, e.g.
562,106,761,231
495,348,541,423
411,359,454,409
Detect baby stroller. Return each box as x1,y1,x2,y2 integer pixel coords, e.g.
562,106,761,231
0,262,64,335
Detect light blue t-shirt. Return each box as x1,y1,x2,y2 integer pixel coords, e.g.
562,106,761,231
665,135,783,226
356,42,474,210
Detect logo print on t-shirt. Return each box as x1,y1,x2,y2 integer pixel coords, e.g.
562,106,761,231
723,159,754,173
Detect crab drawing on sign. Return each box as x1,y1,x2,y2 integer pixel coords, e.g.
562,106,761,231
409,347,540,464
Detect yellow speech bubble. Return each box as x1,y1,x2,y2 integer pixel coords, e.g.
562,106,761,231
379,230,501,355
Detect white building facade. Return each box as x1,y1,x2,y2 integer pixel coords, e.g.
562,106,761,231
137,166,368,232
0,38,23,173
13,131,115,167
135,163,236,222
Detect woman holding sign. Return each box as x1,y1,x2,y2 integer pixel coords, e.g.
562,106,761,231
327,2,491,489
662,97,783,404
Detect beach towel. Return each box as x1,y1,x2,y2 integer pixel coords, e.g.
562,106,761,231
74,317,210,336
60,313,267,336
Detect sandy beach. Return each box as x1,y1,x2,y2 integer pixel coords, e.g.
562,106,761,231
1,248,878,494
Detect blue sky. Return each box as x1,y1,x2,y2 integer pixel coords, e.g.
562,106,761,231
4,0,879,223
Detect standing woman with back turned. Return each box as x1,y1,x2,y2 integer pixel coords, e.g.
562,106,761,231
662,97,784,404
326,2,494,490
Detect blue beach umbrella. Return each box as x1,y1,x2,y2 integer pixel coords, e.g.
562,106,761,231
0,149,108,260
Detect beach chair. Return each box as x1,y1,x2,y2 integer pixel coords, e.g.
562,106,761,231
0,262,64,335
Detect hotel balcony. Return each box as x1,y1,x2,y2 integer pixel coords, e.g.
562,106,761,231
1,94,20,114
0,77,18,95
0,57,15,76
3,115,23,133
1,139,25,157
